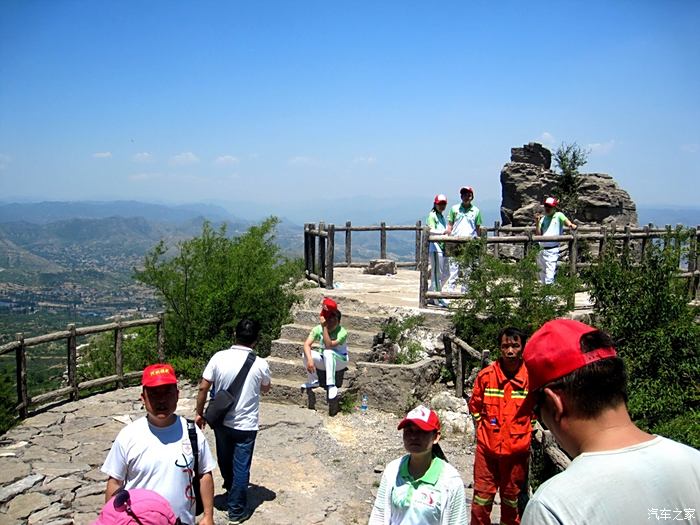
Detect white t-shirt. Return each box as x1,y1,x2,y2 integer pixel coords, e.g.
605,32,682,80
101,415,216,525
522,436,700,525
202,345,271,431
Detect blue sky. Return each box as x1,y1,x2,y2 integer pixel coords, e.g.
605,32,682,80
1,0,698,215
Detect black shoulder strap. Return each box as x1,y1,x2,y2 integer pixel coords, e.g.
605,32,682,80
223,351,257,406
186,418,199,473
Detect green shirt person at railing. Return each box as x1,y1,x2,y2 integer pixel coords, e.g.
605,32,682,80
426,194,449,307
534,196,576,285
445,185,484,293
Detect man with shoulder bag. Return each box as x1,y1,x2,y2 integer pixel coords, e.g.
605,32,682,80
195,319,271,525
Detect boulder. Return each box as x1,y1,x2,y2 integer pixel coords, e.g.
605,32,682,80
363,259,397,275
500,145,638,227
510,142,552,169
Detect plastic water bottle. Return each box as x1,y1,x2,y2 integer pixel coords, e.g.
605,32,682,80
360,393,368,415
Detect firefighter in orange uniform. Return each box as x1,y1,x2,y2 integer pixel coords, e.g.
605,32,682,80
468,327,534,525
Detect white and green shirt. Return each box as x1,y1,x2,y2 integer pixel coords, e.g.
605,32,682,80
447,203,482,239
369,455,468,525
308,324,348,356
539,211,570,248
427,209,447,254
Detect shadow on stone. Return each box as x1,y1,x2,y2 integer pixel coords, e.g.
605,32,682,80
213,484,276,512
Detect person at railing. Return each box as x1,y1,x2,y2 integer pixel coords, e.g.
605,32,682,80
519,319,700,525
468,327,533,525
302,297,349,414
534,197,577,284
101,363,216,525
369,405,468,524
427,193,450,307
446,185,484,293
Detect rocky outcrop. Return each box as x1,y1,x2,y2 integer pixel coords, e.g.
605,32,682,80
510,142,551,169
500,143,638,227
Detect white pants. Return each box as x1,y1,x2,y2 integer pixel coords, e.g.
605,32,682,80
537,247,560,284
428,251,449,293
304,349,349,387
446,259,470,293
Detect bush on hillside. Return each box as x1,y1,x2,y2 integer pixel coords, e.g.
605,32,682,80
583,228,700,447
451,239,579,355
135,218,303,380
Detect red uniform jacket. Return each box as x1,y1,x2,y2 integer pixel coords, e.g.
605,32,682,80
468,360,533,456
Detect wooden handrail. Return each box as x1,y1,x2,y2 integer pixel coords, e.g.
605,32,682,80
2,315,165,420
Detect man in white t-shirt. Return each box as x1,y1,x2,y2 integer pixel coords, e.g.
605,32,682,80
101,363,216,525
446,185,483,293
195,319,271,524
520,319,700,524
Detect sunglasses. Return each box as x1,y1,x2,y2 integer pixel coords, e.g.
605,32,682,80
113,489,181,525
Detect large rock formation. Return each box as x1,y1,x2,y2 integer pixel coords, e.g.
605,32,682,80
500,143,638,227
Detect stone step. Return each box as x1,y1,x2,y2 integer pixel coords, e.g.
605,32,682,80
268,338,373,361
294,309,389,332
264,376,357,411
280,323,378,348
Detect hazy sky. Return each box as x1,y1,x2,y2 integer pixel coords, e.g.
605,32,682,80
1,0,698,210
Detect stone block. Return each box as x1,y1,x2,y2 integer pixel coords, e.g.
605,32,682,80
363,259,396,275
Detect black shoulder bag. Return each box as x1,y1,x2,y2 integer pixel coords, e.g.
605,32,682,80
186,418,204,517
204,351,256,428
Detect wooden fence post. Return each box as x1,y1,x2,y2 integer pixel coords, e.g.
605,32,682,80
695,226,700,300
623,225,631,256
687,227,698,300
115,316,124,389
442,335,458,394
525,229,533,257
419,226,430,308
493,221,500,259
326,224,335,289
318,222,326,286
157,312,165,362
414,220,422,269
641,224,650,259
303,223,311,276
309,224,317,280
67,323,78,401
345,221,352,267
15,333,28,418
380,222,387,259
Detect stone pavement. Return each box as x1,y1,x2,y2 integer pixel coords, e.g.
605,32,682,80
0,383,485,525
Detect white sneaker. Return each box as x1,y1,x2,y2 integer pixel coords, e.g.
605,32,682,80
300,380,319,390
327,385,338,399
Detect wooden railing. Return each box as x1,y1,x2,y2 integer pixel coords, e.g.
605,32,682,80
303,221,700,304
303,221,423,287
0,314,165,419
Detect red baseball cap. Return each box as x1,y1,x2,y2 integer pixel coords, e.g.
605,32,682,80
320,297,339,318
459,186,474,196
524,319,617,393
141,363,177,388
397,405,441,432
434,194,447,204
544,197,559,207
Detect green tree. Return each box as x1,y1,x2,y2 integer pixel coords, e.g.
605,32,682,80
452,240,579,355
583,228,700,447
553,142,589,217
135,218,303,378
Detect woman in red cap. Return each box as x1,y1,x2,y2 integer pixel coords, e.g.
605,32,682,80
302,297,349,408
369,405,468,524
427,194,449,307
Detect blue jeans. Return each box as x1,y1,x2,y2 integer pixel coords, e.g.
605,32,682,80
214,426,258,519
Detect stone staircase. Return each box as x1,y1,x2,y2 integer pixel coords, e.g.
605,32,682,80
265,306,388,410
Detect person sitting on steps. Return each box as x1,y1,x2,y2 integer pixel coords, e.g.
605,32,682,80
302,297,349,411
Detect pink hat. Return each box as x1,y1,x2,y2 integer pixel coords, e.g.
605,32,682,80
434,194,447,204
544,196,559,207
142,364,177,388
397,405,441,432
92,488,178,525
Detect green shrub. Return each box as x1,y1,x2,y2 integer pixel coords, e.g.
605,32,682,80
135,218,303,363
583,228,700,446
381,315,426,364
452,239,579,354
